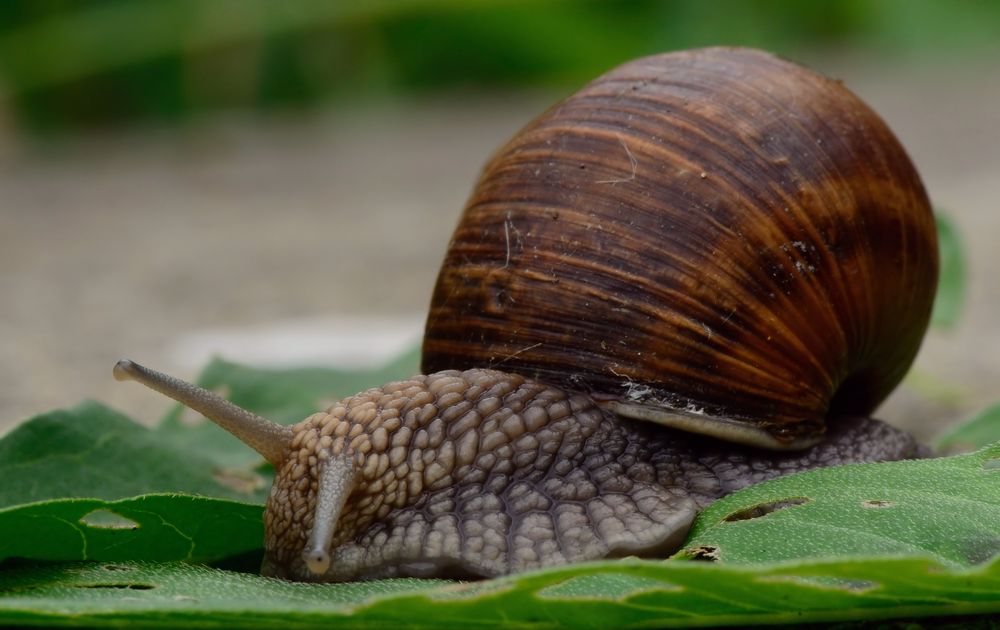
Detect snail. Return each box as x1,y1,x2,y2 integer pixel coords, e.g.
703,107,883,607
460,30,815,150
114,47,937,582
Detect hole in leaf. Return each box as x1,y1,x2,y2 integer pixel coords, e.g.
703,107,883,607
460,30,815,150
983,458,1000,471
961,534,1000,565
100,564,132,572
79,510,139,530
537,573,681,600
77,583,154,590
684,546,720,562
758,575,877,592
430,580,515,601
723,497,810,522
861,499,893,508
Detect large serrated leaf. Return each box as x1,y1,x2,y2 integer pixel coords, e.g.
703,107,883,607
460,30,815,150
0,495,262,563
156,349,421,469
3,352,1000,627
0,402,269,507
0,556,997,628
678,442,1000,566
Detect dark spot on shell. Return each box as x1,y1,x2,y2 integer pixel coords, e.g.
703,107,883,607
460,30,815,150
483,271,515,315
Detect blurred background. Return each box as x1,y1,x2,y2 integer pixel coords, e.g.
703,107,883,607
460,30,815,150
1,0,999,439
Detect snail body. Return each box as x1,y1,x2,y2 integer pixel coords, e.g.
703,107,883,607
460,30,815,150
115,47,937,582
115,362,920,581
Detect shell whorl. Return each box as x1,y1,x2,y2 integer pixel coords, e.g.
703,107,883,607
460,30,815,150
421,47,938,444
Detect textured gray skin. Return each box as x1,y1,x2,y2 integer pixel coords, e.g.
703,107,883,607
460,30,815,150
261,369,922,582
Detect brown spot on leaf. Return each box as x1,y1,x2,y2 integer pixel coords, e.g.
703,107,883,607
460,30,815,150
861,499,893,508
685,545,720,562
76,583,154,590
961,534,1000,565
79,509,139,530
723,497,810,522
758,575,877,592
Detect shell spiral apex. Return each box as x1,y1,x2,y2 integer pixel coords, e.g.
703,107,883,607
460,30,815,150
422,46,938,446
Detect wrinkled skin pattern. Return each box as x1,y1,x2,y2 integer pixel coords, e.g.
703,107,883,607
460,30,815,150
262,369,922,582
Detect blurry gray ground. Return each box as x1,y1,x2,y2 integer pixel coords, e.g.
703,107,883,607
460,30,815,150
2,55,999,443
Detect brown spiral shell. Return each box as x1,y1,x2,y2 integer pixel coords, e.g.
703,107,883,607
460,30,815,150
421,47,938,446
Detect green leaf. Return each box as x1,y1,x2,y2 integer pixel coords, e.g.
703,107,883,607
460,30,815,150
0,495,262,564
156,348,421,469
0,0,452,94
0,402,270,507
677,442,1000,566
4,354,999,626
936,402,1000,452
0,404,267,565
0,556,998,628
931,211,966,330
902,366,967,407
